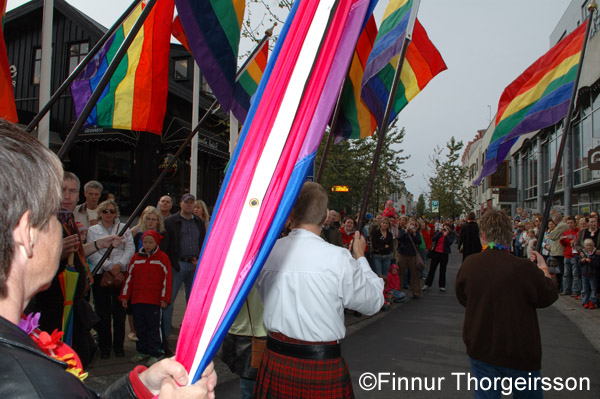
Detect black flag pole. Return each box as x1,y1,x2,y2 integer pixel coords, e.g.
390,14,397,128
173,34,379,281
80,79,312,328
535,1,597,253
56,0,158,160
91,26,275,275
316,80,346,183
25,0,142,133
357,0,421,231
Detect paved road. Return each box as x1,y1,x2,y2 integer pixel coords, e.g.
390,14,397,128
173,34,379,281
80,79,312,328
216,250,600,398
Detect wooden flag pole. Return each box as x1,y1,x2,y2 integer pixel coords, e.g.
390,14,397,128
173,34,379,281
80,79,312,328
26,0,142,133
91,27,275,275
56,0,158,160
535,1,596,253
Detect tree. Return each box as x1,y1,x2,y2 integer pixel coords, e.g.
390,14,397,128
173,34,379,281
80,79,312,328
428,137,475,218
316,120,410,215
415,193,426,218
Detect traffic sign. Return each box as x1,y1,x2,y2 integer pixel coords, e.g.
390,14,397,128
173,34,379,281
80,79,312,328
431,200,439,213
331,185,349,192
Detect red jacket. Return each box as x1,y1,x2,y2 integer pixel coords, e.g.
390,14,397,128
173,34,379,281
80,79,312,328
120,248,172,305
560,228,580,258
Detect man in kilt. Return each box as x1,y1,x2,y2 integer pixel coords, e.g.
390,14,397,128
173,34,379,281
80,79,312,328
254,182,384,398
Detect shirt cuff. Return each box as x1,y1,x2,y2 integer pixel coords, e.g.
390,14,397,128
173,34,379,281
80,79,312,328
129,365,153,399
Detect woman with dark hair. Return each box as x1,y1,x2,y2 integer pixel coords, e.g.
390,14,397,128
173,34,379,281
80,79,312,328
458,212,482,261
371,217,394,277
423,223,455,292
87,199,135,359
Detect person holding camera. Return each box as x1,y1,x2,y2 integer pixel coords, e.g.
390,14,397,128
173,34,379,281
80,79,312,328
396,216,423,299
423,223,455,292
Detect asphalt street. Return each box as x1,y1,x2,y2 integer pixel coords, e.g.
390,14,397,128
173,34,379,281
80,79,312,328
215,249,600,398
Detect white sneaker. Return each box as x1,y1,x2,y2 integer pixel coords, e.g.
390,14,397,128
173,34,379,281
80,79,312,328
422,285,430,291
440,287,446,292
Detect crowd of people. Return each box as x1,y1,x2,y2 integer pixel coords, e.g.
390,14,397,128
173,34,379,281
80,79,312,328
1,116,592,398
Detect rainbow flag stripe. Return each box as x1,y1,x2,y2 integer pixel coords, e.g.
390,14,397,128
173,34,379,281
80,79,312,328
0,0,17,123
174,0,245,119
476,22,587,184
176,0,377,382
71,0,174,135
361,17,447,128
334,15,378,141
231,39,269,122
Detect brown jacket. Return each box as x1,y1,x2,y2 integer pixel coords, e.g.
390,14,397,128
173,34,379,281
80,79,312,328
455,249,558,370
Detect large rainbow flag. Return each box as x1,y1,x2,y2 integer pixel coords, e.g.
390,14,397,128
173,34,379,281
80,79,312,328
70,0,174,135
475,21,588,185
333,15,378,142
361,9,446,128
176,0,378,383
0,0,17,123
174,0,246,121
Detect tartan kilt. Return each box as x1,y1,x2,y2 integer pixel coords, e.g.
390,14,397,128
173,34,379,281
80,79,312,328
253,333,354,399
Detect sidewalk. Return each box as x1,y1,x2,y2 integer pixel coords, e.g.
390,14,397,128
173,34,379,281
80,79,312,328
553,293,600,352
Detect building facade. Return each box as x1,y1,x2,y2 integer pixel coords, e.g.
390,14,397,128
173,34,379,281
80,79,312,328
464,0,600,218
5,0,230,215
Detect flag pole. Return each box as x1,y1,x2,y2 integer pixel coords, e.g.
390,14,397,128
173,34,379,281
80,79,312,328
536,1,596,253
56,0,158,160
91,27,275,275
25,0,142,133
357,0,420,230
316,78,346,183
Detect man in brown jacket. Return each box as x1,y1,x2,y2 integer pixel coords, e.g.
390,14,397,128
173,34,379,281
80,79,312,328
456,208,558,398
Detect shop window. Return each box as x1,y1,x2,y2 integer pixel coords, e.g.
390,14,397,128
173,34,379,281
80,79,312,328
32,48,42,85
69,42,89,74
174,58,189,80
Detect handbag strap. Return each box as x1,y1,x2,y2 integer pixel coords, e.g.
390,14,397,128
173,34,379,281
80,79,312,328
246,300,255,337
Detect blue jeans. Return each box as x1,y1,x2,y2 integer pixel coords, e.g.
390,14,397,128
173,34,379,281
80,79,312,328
563,257,581,295
581,275,598,306
469,358,542,399
162,261,196,338
372,254,393,276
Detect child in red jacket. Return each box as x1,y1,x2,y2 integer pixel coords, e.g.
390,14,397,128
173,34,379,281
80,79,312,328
120,230,172,366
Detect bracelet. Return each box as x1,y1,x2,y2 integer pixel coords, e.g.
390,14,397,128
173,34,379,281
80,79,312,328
93,240,100,251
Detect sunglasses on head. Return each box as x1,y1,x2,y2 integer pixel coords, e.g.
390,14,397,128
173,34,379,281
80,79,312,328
102,209,116,214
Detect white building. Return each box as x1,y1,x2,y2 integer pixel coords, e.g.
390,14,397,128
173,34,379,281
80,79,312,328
464,0,600,217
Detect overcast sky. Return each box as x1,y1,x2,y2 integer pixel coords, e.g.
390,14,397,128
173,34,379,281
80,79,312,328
7,0,570,198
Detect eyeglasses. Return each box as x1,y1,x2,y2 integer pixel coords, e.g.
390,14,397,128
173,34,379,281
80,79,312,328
102,209,116,214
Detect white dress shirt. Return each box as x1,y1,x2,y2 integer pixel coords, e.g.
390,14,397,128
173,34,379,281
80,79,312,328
87,222,135,273
256,228,384,342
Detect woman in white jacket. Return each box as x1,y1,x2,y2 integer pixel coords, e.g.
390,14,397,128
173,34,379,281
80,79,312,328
87,199,135,359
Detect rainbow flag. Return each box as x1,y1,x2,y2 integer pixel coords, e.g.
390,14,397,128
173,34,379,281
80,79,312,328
174,0,246,121
230,40,269,123
475,22,588,185
361,14,446,128
176,0,377,382
70,0,174,135
0,0,17,123
58,266,79,346
333,15,378,141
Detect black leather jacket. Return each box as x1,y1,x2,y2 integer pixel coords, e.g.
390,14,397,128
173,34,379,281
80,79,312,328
164,213,206,272
0,315,135,398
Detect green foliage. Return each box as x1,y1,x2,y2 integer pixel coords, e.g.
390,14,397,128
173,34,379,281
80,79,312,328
316,121,410,215
415,193,426,218
428,137,476,218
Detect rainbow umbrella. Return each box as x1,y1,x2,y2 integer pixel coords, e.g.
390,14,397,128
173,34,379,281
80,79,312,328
176,0,379,383
58,258,79,346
